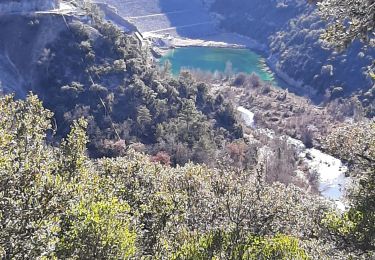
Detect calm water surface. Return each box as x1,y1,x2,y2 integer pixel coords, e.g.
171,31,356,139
159,47,275,82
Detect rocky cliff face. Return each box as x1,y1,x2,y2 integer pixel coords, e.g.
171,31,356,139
0,0,59,13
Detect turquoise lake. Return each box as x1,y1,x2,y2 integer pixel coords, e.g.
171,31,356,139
159,47,276,82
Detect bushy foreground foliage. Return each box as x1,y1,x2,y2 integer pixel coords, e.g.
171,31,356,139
324,121,375,251
171,232,308,260
0,95,135,259
0,95,374,259
1,94,373,259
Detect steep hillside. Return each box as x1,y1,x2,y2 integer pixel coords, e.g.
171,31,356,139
0,14,67,96
0,3,243,166
210,0,374,99
96,0,218,38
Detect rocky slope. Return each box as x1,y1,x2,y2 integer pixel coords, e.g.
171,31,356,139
0,14,68,96
97,0,218,38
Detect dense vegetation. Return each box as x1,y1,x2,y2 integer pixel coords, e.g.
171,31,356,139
30,3,242,165
317,0,374,51
0,0,374,258
0,94,373,259
210,0,374,114
324,122,375,252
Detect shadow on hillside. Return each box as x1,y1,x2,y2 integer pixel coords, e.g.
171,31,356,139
158,0,217,38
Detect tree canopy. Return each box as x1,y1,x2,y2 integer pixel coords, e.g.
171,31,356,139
317,0,375,77
1,94,370,259
317,0,374,50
